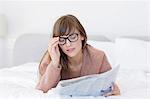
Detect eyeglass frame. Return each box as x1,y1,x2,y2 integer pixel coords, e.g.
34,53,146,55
59,33,79,45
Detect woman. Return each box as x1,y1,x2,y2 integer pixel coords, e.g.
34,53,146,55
36,14,120,96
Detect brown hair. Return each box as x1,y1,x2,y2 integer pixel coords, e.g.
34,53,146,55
39,14,87,74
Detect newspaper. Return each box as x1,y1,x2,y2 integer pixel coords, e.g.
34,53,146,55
51,65,120,96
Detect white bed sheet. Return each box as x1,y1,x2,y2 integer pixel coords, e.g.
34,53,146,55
0,63,148,99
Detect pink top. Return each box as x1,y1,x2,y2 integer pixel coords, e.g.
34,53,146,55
39,44,112,88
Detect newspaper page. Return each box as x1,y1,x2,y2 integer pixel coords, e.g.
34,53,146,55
51,65,120,96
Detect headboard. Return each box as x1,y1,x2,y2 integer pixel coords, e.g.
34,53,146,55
13,33,50,66
13,33,110,66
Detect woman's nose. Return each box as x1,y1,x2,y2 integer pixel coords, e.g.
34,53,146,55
66,39,71,46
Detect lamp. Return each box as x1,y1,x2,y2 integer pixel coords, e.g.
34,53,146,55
0,14,7,37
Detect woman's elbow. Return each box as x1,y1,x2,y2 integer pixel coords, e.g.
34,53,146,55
36,83,51,93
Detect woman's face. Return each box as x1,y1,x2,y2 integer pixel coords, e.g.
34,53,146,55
58,29,84,58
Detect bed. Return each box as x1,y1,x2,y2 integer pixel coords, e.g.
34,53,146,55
0,33,149,99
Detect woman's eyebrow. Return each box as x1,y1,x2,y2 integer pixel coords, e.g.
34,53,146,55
59,35,68,38
60,33,74,38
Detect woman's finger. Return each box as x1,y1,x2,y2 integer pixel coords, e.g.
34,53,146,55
49,37,59,47
103,87,120,97
50,41,59,54
55,45,60,54
103,92,113,97
51,41,59,49
48,37,59,52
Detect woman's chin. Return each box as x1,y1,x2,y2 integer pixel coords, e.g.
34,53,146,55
66,53,76,58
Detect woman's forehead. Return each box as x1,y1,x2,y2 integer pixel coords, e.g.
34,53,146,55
60,29,79,37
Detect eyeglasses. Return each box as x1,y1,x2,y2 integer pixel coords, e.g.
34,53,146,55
59,33,79,45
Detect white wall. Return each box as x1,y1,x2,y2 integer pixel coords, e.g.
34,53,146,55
1,1,149,39
148,3,150,36
0,0,149,67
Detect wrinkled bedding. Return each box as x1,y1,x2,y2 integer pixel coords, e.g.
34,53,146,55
0,63,148,99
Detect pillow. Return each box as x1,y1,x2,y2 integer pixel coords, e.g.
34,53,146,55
115,38,147,70
87,40,115,67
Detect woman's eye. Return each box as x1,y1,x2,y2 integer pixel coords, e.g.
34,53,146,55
69,34,76,39
59,38,65,42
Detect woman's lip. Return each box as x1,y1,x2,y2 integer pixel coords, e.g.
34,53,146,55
66,48,75,52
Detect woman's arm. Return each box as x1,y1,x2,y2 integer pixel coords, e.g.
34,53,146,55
36,61,61,93
36,37,61,93
100,53,120,96
99,53,112,73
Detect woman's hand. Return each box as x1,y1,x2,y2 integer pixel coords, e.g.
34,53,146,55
104,83,120,97
48,37,60,67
